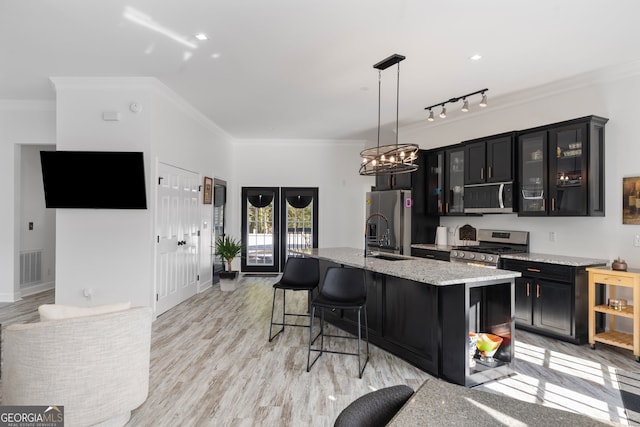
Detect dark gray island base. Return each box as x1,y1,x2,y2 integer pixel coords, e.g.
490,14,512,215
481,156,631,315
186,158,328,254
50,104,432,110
297,248,521,386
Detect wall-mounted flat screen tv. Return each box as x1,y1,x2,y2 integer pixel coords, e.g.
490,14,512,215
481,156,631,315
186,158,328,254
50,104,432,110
40,151,147,209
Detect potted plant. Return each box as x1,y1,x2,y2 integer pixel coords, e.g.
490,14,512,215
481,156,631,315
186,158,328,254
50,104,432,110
215,236,243,291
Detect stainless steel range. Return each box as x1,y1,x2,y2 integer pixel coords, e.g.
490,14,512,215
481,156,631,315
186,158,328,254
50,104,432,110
450,229,529,268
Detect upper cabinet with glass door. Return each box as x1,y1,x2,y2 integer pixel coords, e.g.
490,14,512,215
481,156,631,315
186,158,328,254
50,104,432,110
518,116,607,216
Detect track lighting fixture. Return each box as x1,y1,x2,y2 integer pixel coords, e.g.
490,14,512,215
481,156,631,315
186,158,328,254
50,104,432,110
479,92,488,107
461,98,469,112
424,88,489,121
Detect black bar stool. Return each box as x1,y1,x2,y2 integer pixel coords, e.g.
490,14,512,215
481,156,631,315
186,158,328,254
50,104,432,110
268,257,320,342
307,267,369,378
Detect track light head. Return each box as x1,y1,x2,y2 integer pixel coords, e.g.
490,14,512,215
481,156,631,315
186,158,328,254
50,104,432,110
427,109,434,122
439,105,447,118
479,92,488,107
461,98,469,112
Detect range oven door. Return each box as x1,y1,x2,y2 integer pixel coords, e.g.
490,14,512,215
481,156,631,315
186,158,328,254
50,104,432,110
464,182,513,214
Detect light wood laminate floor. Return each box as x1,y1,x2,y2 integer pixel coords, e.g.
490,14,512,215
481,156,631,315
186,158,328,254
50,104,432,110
1,277,639,426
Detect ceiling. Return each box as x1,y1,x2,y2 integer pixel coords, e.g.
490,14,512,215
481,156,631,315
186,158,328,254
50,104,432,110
2,1,639,141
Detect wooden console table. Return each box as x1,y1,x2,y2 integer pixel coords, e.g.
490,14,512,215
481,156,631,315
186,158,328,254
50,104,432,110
588,267,640,361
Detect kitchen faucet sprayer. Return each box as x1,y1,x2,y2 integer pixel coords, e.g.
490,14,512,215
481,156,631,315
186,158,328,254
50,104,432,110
364,212,389,257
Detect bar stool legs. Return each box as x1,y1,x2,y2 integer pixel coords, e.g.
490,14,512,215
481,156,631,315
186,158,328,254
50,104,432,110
307,305,369,378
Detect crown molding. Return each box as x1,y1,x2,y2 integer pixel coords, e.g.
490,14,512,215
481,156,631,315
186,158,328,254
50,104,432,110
402,59,640,135
49,76,234,141
233,138,366,146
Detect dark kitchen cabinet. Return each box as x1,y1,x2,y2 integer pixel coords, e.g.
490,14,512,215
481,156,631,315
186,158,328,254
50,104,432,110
374,150,423,191
425,146,466,215
445,147,465,214
518,116,607,216
342,269,382,336
514,278,533,325
426,149,446,216
464,133,514,185
502,258,605,344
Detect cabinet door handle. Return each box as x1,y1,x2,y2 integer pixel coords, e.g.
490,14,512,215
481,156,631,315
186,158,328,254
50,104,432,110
445,202,449,213
527,267,541,273
526,282,530,297
552,197,556,211
488,166,492,179
542,198,546,210
480,167,484,180
536,284,541,298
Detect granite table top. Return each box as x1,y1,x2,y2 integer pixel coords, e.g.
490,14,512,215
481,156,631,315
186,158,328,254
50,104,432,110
388,378,614,426
296,247,520,286
501,252,609,267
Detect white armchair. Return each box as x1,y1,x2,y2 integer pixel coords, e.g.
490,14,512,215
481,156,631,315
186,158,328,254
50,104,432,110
2,306,152,427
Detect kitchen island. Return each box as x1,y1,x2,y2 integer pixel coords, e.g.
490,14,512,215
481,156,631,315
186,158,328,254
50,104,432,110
297,247,521,386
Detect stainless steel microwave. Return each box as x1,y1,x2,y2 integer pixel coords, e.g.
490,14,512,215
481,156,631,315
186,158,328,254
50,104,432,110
463,182,513,214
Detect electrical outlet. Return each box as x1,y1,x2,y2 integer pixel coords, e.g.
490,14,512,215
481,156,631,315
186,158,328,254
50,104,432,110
634,234,640,247
549,231,556,242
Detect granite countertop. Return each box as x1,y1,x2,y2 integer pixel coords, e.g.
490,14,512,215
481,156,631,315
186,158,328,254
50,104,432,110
388,378,614,426
297,247,520,286
501,252,609,267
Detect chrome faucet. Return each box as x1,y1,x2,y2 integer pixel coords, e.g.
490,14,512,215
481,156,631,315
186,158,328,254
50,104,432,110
364,212,389,257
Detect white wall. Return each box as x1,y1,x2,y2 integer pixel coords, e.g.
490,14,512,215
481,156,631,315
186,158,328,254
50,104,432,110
232,139,372,255
52,78,154,307
20,144,56,294
51,77,235,308
150,87,235,289
0,101,56,302
401,62,640,266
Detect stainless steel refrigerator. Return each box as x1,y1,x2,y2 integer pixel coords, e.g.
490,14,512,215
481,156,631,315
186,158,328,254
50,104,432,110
365,190,412,255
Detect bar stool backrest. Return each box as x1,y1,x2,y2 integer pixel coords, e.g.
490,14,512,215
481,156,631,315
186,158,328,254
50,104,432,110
280,257,319,289
320,267,366,303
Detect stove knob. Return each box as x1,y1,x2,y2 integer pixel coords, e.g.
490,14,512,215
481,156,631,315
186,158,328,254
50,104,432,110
451,251,457,257
480,255,486,261
469,253,475,259
488,256,494,262
459,252,465,258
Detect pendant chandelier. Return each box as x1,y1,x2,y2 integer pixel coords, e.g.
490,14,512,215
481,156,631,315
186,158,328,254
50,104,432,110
359,54,419,176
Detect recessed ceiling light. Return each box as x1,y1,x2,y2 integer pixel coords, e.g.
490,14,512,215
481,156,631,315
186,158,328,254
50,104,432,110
195,33,209,41
211,53,221,59
470,54,482,61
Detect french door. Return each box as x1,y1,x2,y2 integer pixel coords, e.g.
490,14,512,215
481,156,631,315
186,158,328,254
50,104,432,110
241,187,318,273
280,187,318,270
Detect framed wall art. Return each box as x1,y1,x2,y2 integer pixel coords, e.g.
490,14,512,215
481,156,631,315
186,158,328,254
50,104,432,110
623,176,640,224
203,176,213,205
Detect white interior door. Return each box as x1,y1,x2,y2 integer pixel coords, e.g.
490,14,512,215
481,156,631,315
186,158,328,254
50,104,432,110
156,162,199,316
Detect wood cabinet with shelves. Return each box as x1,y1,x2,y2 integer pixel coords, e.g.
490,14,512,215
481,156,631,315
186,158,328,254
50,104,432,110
588,267,640,361
518,116,607,217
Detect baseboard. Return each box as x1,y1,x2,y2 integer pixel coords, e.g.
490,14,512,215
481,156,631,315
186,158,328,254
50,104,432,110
20,281,55,298
0,292,21,303
198,281,212,293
